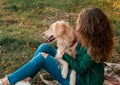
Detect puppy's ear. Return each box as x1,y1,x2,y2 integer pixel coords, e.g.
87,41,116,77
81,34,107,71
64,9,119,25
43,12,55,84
54,23,65,37
62,23,73,36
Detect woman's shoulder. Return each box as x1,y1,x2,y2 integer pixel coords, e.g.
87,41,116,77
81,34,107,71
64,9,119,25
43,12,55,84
76,41,88,55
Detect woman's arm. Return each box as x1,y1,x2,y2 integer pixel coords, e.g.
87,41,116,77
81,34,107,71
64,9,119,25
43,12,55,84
62,53,94,75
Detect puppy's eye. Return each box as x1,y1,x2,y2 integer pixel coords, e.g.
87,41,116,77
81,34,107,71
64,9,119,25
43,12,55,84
45,28,48,30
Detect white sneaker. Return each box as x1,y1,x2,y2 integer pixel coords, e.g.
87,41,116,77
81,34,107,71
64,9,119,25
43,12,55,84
0,80,3,85
15,81,31,85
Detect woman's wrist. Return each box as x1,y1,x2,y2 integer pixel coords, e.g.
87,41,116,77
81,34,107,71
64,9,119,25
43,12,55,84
61,51,65,56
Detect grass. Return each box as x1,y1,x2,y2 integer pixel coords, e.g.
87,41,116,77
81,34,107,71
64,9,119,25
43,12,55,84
0,0,120,84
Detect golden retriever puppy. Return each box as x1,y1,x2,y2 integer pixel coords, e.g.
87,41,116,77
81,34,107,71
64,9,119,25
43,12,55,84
42,21,78,85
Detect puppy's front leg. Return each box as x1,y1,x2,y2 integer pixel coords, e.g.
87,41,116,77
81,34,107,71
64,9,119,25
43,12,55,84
70,70,76,85
58,59,68,79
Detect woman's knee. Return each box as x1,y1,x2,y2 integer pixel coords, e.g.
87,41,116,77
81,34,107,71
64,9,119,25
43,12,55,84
38,43,50,52
40,52,48,58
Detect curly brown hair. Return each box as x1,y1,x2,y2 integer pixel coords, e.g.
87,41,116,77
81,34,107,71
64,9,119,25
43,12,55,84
76,7,114,63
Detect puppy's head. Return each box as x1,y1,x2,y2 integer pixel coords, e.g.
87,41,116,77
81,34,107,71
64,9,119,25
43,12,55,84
42,20,72,43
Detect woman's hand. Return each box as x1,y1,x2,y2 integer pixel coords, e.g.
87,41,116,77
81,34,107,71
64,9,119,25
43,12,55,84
61,51,65,56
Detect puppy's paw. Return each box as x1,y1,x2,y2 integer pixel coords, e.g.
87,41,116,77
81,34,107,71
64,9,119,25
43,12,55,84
70,71,76,85
70,80,75,85
61,67,68,79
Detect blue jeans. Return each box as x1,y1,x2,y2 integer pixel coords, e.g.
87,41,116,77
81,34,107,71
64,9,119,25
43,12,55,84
7,43,80,85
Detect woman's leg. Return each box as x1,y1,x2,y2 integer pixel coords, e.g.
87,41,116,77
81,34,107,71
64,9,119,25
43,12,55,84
5,43,69,85
7,53,69,85
7,53,45,85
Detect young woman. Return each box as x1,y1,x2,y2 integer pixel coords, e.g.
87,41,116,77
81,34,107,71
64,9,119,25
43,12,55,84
0,7,114,85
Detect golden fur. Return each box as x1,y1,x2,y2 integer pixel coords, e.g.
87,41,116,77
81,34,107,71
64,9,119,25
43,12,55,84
42,21,78,58
76,7,114,63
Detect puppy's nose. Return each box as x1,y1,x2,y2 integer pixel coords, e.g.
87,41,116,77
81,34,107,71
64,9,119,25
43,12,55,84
41,33,45,36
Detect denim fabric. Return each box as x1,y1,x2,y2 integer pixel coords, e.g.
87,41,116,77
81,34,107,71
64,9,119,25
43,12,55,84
7,43,80,85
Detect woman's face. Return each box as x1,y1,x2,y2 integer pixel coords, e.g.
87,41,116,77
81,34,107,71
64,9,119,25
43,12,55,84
76,17,79,31
76,18,79,24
